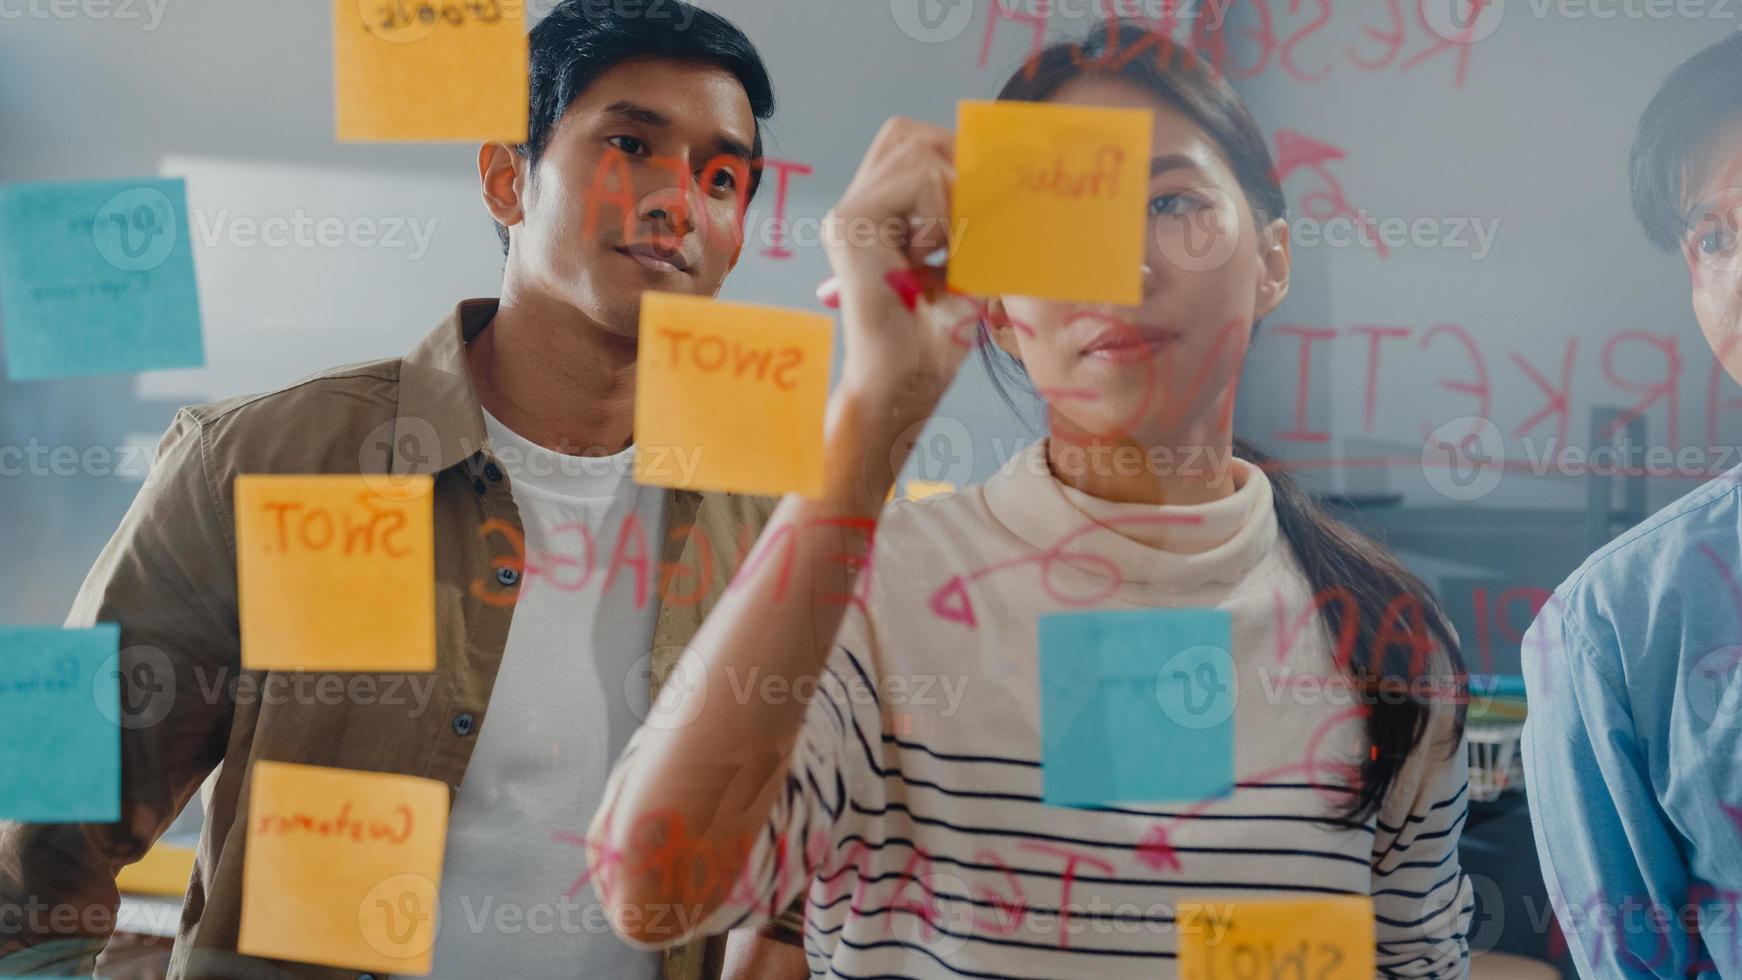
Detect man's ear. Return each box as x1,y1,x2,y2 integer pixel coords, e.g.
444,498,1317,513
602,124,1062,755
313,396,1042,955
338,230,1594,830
984,297,1023,362
1254,216,1291,321
480,141,527,232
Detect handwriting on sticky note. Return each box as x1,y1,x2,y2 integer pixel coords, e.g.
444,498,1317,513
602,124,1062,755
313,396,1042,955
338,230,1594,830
333,0,528,142
652,327,807,390
1177,896,1375,980
0,625,120,822
949,100,1151,306
0,178,204,382
634,293,832,498
236,475,435,672
1015,146,1128,199
240,761,447,975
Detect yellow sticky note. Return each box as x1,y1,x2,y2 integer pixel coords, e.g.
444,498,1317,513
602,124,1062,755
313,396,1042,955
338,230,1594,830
235,475,435,672
117,842,197,897
949,100,1152,305
634,293,832,498
333,0,529,142
240,761,448,976
1178,896,1375,980
904,479,956,501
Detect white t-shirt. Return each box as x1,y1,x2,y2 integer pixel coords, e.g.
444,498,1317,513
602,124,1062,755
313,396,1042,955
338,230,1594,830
430,408,666,979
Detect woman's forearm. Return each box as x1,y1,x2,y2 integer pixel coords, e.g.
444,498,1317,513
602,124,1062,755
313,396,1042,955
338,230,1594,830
593,387,921,940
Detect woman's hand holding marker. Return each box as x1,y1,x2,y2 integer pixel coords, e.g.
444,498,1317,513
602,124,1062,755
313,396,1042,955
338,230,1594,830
819,117,982,511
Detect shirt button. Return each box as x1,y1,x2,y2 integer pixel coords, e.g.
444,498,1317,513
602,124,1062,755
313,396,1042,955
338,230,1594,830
473,478,488,495
359,975,378,980
484,462,504,483
496,566,520,587
453,713,476,736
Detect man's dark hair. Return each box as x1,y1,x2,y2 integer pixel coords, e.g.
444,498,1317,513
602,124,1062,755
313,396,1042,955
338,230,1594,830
495,0,776,254
1629,31,1742,253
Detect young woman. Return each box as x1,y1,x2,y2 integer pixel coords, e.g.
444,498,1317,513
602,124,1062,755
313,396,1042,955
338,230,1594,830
590,21,1473,978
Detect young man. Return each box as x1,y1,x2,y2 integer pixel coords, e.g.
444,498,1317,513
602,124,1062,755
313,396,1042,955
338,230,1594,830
0,2,806,977
1522,30,1742,979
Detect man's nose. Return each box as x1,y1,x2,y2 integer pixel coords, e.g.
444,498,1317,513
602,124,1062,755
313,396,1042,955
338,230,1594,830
637,174,700,239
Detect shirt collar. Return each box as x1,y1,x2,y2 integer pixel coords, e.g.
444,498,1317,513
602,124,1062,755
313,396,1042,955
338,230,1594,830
391,298,707,523
393,298,496,478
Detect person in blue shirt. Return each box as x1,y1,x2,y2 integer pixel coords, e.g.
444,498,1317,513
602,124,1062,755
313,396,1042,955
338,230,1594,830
1522,30,1742,980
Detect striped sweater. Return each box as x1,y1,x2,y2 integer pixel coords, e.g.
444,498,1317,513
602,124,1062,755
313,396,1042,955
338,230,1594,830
622,439,1473,978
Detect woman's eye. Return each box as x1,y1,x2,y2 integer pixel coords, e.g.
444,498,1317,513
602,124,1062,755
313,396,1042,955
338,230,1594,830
607,135,649,156
1150,193,1198,217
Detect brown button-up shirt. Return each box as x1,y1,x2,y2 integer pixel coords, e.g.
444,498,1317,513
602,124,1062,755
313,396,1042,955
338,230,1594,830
0,300,777,979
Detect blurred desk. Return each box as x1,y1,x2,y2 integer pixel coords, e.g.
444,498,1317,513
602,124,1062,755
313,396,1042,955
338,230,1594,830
1460,792,1576,978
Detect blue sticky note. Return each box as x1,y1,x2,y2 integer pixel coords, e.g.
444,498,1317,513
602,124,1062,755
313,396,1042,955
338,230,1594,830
0,624,121,821
1038,608,1234,807
0,178,204,381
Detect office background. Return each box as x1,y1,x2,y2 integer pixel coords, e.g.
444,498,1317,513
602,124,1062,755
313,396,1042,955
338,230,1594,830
1,1,1734,973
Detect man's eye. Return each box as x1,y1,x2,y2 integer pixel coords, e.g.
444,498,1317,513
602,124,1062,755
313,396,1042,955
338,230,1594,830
607,135,649,156
707,168,738,191
1701,228,1735,256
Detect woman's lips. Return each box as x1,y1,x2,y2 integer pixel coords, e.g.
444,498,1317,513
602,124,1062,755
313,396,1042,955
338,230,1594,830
1078,316,1180,363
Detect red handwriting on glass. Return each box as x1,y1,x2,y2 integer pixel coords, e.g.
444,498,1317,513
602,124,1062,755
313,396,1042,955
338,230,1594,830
1265,323,1687,450
255,802,414,844
759,158,813,260
581,146,752,251
927,511,1205,628
469,515,743,611
258,494,412,557
1271,129,1389,260
981,0,1481,88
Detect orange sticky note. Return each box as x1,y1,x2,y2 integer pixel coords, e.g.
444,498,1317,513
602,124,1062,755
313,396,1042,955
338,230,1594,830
949,100,1152,305
239,761,448,976
1177,896,1375,980
333,0,529,142
634,293,832,498
235,475,435,672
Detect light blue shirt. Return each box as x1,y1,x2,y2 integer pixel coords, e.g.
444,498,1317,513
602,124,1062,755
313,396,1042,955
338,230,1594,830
1523,470,1742,979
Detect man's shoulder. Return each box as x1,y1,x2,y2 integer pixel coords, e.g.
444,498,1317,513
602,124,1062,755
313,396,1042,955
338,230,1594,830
174,355,406,473
1560,468,1742,601
1543,468,1742,663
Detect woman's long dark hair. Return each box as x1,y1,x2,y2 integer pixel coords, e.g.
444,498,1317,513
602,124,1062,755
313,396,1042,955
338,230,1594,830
980,20,1467,824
